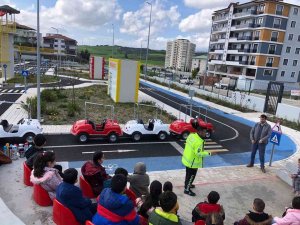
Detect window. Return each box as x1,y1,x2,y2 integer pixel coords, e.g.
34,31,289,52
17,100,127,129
288,34,293,40
264,69,273,76
54,45,58,47
266,57,274,67
291,21,296,28
268,45,276,54
257,17,263,24
296,48,300,54
273,18,281,28
298,35,300,41
283,59,288,65
271,31,278,41
276,5,284,15
281,71,285,77
254,31,260,40
286,46,291,53
293,60,298,66
294,8,299,15
291,72,295,77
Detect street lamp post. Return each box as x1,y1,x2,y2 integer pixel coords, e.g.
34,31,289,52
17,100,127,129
145,1,152,79
112,24,114,57
51,27,59,75
37,0,41,121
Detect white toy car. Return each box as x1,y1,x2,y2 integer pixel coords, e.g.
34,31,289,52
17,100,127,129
123,119,169,141
0,118,43,143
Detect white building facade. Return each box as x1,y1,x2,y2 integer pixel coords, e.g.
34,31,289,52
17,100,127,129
165,39,196,71
191,55,207,75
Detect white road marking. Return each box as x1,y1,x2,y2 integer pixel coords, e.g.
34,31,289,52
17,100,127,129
82,149,138,154
141,86,239,142
45,141,175,149
205,145,223,149
170,142,184,154
7,89,13,93
207,149,229,153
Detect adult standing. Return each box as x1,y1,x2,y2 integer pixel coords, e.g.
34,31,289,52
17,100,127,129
182,123,211,196
247,114,272,173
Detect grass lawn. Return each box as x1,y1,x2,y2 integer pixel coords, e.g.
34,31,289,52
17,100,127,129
78,45,165,67
25,84,176,125
7,74,59,84
58,68,90,79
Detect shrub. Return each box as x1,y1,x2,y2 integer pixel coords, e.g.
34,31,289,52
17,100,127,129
23,96,46,119
46,107,59,116
67,103,81,117
41,89,58,102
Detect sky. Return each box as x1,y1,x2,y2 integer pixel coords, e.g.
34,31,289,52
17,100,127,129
2,0,300,51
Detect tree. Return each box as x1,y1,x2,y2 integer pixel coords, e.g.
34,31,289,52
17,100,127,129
192,67,200,79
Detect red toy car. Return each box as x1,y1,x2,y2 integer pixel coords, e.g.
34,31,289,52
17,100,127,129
71,119,122,143
169,117,214,140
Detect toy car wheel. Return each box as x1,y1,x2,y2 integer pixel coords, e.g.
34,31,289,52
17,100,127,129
158,131,167,141
108,133,118,143
23,132,35,143
205,131,212,139
78,133,89,143
181,131,189,140
132,132,142,142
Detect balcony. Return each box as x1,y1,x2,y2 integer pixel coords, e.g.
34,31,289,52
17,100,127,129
257,9,264,14
239,61,249,65
213,16,229,22
250,49,258,53
212,26,227,33
237,36,253,40
273,24,281,29
276,10,283,15
233,10,257,18
271,37,278,42
266,63,273,67
238,48,250,53
253,36,260,40
249,61,255,65
268,50,275,54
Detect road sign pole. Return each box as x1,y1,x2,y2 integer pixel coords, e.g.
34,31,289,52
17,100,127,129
269,144,276,166
4,67,7,83
24,76,27,93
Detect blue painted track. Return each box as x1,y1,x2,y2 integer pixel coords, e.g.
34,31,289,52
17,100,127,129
69,81,296,173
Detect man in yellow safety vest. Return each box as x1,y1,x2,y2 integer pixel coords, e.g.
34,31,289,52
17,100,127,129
182,123,211,196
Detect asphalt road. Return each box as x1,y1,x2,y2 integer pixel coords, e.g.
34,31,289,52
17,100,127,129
0,93,22,116
139,83,252,153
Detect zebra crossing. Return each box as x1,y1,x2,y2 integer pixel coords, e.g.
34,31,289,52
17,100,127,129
0,89,25,94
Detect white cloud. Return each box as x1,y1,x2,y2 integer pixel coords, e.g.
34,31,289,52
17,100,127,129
183,0,234,9
179,8,215,32
120,1,180,40
15,0,122,34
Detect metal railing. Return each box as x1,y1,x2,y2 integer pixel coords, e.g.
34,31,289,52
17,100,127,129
134,103,162,120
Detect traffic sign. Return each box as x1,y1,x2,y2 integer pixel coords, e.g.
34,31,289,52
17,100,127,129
270,131,281,146
3,64,7,69
21,70,29,77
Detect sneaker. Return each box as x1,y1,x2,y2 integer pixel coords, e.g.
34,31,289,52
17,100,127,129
184,189,196,196
190,184,195,189
261,168,266,173
246,164,254,167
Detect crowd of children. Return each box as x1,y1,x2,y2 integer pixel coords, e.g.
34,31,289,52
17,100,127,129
25,134,300,225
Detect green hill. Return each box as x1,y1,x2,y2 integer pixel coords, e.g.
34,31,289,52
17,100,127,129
78,45,166,67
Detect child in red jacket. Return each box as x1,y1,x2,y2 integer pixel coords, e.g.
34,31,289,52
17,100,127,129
192,191,225,223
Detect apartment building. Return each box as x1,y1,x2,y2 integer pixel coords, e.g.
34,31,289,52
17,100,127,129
208,0,300,89
191,55,207,75
14,23,37,47
43,33,77,56
165,39,196,71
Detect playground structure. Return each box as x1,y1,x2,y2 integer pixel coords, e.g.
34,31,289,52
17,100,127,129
0,5,20,81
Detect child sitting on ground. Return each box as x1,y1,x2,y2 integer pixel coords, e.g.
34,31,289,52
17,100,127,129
128,162,150,197
163,181,173,192
273,196,300,224
192,191,225,223
234,198,272,225
291,158,300,195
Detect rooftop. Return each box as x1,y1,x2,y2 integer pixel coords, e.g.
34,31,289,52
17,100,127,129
0,5,20,14
44,34,77,42
193,55,207,60
16,23,35,31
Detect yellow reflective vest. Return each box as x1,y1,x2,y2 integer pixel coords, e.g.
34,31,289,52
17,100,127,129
182,133,210,168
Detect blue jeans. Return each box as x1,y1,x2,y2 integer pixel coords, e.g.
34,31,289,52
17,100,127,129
250,143,266,168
